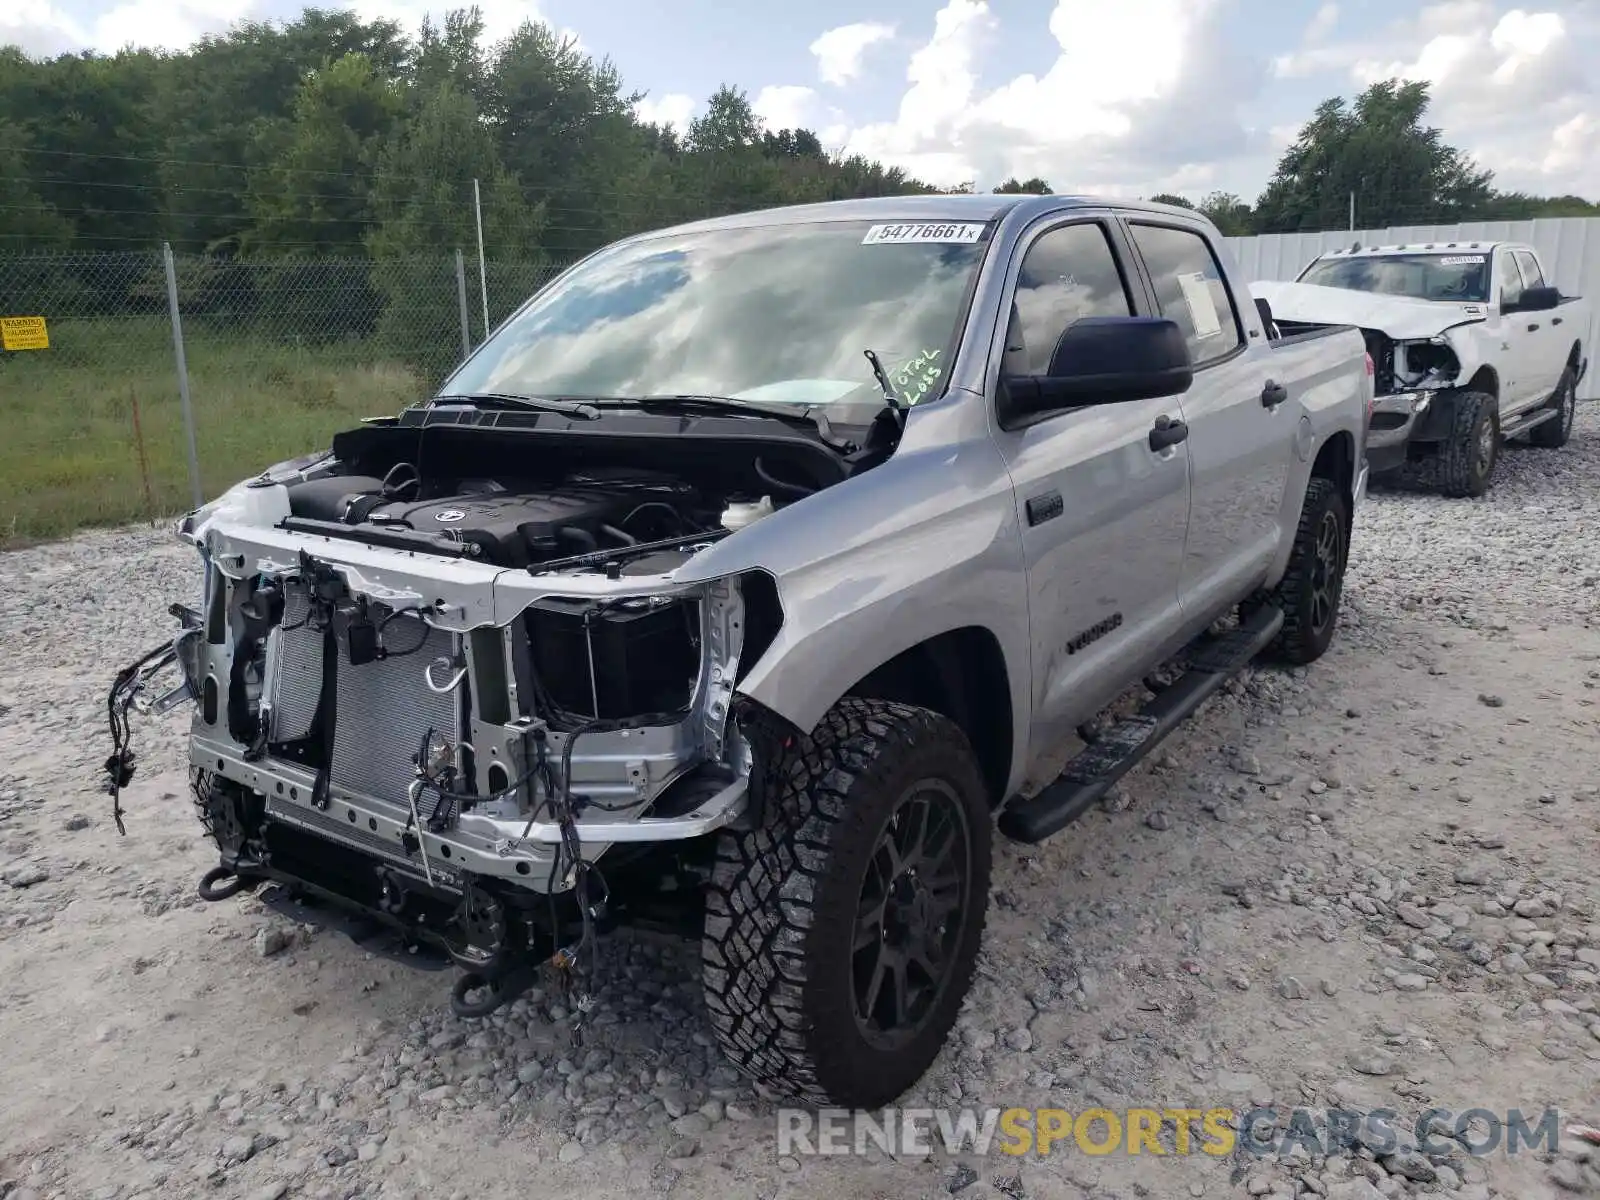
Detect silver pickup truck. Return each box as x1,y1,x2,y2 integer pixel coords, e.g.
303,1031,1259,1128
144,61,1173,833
107,195,1372,1110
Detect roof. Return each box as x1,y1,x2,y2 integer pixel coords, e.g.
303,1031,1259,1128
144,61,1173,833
1313,240,1525,259
612,193,1210,241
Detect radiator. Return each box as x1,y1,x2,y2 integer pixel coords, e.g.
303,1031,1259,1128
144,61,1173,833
262,590,463,817
329,614,463,814
266,589,323,742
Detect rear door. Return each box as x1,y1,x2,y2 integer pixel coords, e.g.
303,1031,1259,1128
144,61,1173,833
984,211,1193,755
1120,217,1292,622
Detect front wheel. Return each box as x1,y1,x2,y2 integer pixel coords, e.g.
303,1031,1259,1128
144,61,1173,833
701,697,992,1109
1439,389,1498,498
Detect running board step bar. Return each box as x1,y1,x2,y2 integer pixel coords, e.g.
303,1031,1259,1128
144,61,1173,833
1501,407,1560,440
997,604,1284,844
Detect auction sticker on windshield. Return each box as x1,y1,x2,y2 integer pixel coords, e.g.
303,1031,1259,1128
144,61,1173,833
862,223,986,245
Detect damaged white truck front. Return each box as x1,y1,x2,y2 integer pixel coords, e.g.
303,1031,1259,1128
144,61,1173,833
1253,241,1588,497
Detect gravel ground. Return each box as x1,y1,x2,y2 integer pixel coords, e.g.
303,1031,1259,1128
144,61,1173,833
2,405,1597,1200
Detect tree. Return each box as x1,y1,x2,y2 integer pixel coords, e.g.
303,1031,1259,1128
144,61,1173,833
1198,191,1254,236
1148,192,1195,209
762,129,824,160
687,85,761,154
993,176,1051,194
0,138,72,246
365,83,544,259
1253,79,1494,233
244,53,404,254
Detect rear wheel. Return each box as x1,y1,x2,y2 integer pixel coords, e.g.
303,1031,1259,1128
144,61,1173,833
1528,364,1578,449
1260,476,1349,666
702,697,991,1109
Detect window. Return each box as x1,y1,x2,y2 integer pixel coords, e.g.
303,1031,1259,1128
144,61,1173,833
1128,223,1244,365
441,218,990,418
1003,222,1133,376
1498,251,1525,308
1513,250,1546,291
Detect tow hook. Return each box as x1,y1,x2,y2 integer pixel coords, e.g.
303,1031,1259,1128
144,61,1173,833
197,864,259,902
449,961,538,1019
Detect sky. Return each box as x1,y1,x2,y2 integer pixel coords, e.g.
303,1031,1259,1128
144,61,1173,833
8,0,1599,203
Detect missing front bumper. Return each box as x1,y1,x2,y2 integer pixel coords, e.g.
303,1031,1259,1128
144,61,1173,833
1366,389,1439,472
192,733,750,893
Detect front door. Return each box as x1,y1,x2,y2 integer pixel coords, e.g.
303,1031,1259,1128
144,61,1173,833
1492,247,1533,411
1511,249,1564,402
985,214,1193,761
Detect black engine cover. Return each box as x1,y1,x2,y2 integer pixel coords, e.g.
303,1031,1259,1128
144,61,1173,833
364,490,619,566
282,470,701,567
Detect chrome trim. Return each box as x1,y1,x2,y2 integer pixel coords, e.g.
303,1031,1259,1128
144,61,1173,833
493,777,748,846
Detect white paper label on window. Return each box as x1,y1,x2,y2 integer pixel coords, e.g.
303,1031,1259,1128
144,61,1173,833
1177,271,1223,338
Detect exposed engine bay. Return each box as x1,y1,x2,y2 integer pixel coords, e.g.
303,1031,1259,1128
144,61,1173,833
103,406,846,1022
1275,320,1463,399
282,467,711,568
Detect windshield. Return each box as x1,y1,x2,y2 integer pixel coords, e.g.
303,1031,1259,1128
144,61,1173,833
1297,253,1490,303
439,218,992,415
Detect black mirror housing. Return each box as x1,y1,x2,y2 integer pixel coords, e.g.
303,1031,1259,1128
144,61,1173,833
1004,316,1194,415
1510,285,1560,313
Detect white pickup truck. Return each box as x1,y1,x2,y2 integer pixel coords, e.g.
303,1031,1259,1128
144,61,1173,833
1253,241,1588,497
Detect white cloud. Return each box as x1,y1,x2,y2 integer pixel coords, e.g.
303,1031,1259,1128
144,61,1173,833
1306,3,1340,42
634,92,696,135
829,0,1597,202
1335,6,1594,193
0,0,84,55
350,0,575,52
4,0,256,54
10,0,572,57
1541,112,1596,180
841,0,996,180
843,0,1263,194
753,85,819,132
809,21,896,87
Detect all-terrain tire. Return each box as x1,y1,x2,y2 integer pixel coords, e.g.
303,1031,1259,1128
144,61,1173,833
1261,476,1350,666
1528,363,1578,449
1438,389,1498,498
702,697,992,1110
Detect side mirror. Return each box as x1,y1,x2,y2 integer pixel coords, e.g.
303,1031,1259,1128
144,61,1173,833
1508,284,1559,313
1003,316,1194,415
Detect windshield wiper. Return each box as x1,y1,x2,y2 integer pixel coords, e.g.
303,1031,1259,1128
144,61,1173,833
432,392,600,419
862,349,906,415
631,393,817,421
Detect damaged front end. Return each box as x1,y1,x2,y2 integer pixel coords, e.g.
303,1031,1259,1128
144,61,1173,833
1272,316,1467,474
1358,330,1463,472
106,432,798,1021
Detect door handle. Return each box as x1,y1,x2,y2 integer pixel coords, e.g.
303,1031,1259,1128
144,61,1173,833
1149,415,1189,452
1527,323,1541,332
1552,316,1563,326
1261,380,1288,408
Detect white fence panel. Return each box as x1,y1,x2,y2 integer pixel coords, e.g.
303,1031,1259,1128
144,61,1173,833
1226,218,1600,398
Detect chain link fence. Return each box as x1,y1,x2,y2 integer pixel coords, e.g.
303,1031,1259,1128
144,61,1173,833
0,247,567,546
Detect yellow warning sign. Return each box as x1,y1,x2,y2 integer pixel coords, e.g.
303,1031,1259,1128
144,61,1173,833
1,316,49,351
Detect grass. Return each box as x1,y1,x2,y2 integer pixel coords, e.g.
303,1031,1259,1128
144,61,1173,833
0,317,438,548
